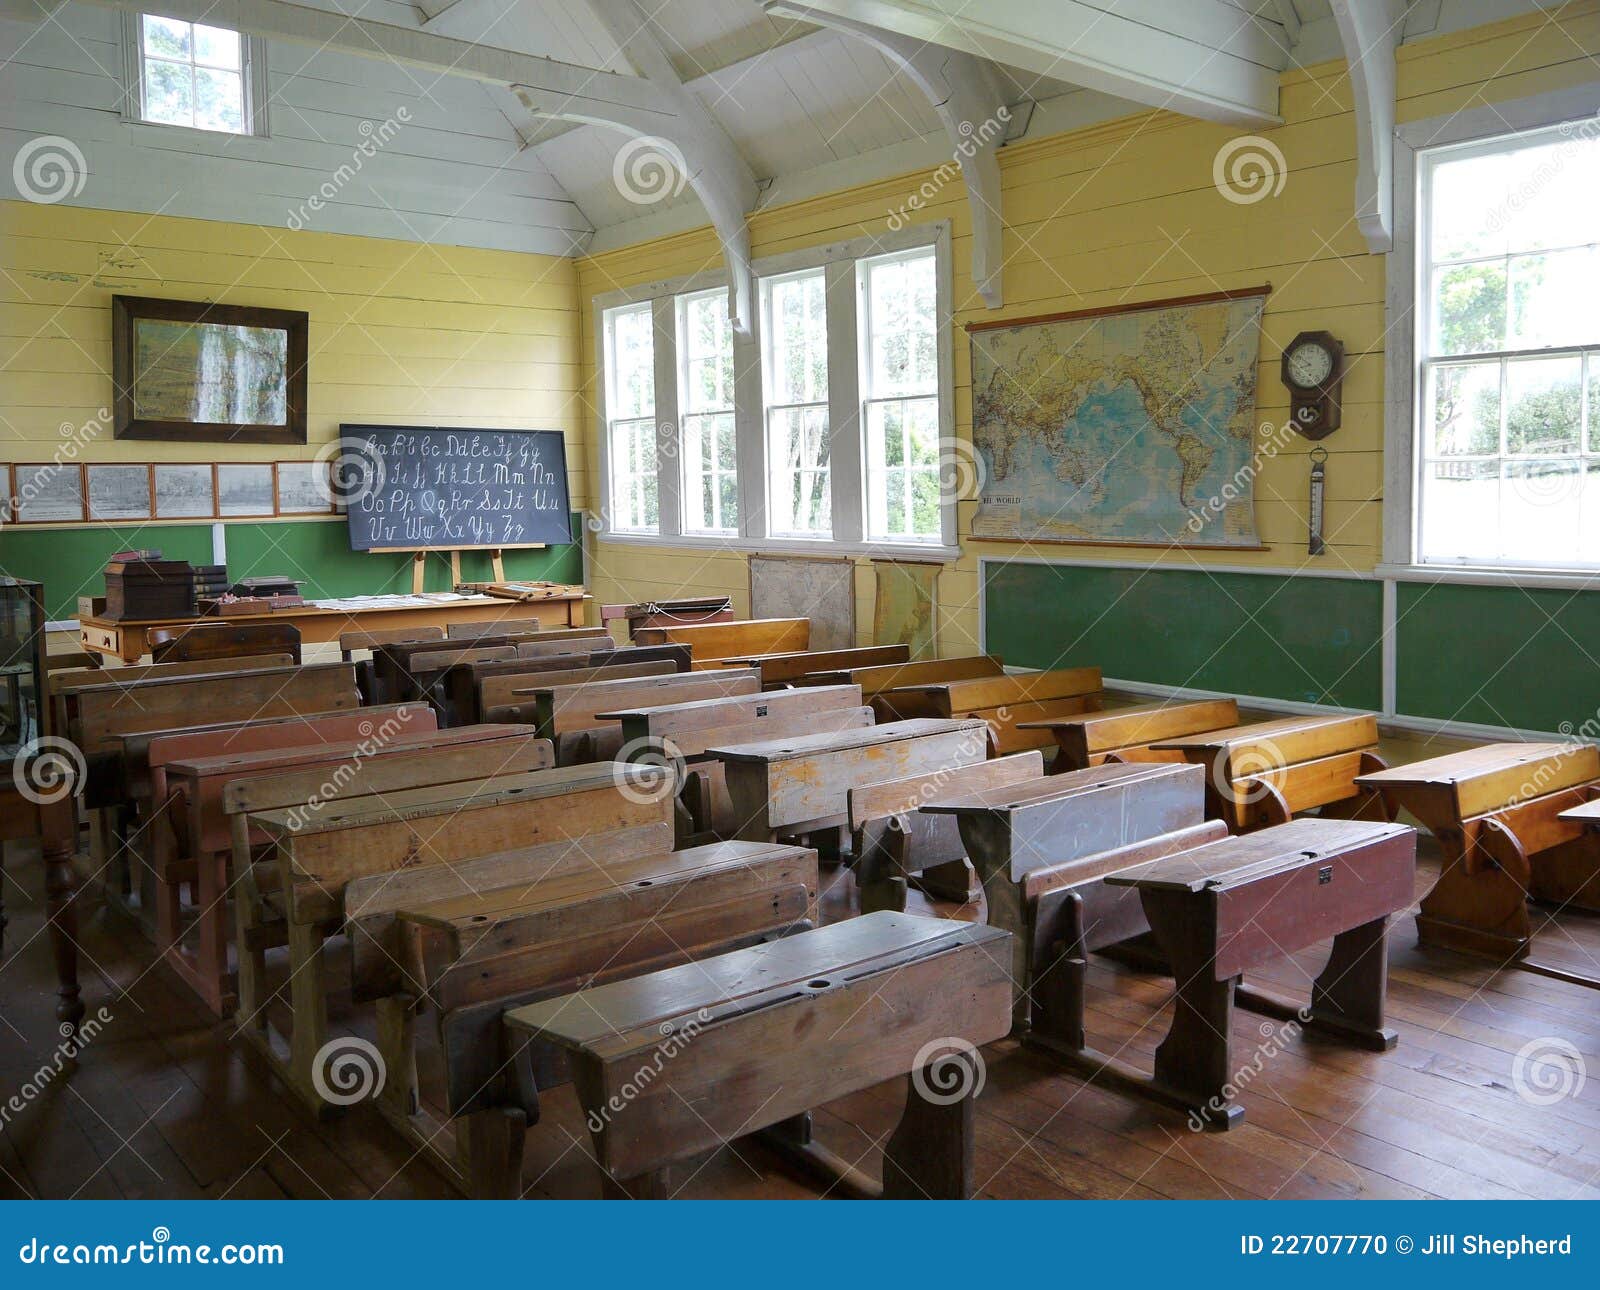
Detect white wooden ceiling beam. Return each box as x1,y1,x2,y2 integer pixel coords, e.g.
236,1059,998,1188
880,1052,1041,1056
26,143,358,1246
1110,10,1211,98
770,0,1284,127
545,0,760,336
767,1,1010,308
1332,0,1404,253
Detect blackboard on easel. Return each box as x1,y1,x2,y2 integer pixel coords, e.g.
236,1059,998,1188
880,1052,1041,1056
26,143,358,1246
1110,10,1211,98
340,425,572,552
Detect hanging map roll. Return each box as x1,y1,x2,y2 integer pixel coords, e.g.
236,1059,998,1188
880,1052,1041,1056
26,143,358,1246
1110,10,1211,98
872,560,939,659
968,286,1268,549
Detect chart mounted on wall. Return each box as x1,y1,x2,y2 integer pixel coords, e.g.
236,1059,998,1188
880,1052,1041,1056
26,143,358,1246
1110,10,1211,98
967,286,1269,550
338,425,572,551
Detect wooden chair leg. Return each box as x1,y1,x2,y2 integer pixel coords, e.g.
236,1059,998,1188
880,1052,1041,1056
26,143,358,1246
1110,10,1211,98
42,797,84,1039
286,920,331,1114
1309,916,1397,1051
229,817,268,1033
459,1107,527,1199
375,995,419,1120
192,849,233,1016
882,1058,979,1200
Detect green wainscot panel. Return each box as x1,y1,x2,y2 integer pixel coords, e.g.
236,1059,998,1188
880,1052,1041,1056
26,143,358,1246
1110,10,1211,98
1395,580,1600,734
217,514,585,598
0,524,215,621
983,561,1384,710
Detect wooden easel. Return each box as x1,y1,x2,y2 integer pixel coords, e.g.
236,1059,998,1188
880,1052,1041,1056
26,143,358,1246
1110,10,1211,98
371,546,542,595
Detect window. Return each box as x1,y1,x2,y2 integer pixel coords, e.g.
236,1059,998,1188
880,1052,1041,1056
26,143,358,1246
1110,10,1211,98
763,268,831,538
592,225,954,553
603,301,659,533
129,13,263,135
1417,124,1600,566
677,288,738,535
861,248,940,543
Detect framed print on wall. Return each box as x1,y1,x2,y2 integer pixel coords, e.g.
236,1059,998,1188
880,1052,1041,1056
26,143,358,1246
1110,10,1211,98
112,295,308,445
153,462,216,518
14,463,86,523
275,461,334,514
87,463,153,521
217,463,275,517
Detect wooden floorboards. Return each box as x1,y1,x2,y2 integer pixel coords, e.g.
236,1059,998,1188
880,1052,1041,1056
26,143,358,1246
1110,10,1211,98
2,835,1599,1200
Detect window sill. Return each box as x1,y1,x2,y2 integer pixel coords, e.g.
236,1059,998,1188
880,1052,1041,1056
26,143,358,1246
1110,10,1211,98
594,530,961,563
121,117,268,143
1375,562,1600,591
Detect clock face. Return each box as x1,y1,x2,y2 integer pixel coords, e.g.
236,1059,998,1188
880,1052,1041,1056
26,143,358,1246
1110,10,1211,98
1286,341,1335,389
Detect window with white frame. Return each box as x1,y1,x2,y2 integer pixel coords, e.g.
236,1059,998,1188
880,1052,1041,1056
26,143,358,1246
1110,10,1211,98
130,13,263,135
762,268,832,538
1417,124,1600,567
861,248,940,543
677,288,738,535
603,301,660,534
593,226,954,553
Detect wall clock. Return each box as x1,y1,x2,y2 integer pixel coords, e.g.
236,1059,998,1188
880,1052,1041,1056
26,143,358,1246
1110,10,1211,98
1280,330,1344,439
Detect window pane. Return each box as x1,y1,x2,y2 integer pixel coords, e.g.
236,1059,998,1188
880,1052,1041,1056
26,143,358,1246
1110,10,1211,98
194,22,241,69
767,271,827,404
1508,249,1599,350
1430,152,1508,262
866,397,940,541
682,411,737,532
1500,139,1600,255
1430,261,1505,356
607,305,655,420
1500,460,1582,564
194,67,244,132
768,405,830,535
867,252,937,398
1428,363,1500,457
143,58,193,126
1420,460,1499,560
143,15,191,59
609,417,658,532
1505,357,1580,454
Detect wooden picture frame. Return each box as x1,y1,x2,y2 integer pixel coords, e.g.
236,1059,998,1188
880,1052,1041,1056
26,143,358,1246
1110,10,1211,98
153,462,217,518
217,462,276,517
112,295,308,445
86,463,153,521
12,463,86,523
275,460,335,515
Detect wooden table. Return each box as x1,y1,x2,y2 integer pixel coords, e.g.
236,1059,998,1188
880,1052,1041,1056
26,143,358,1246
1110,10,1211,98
1358,741,1600,974
504,912,1013,1199
1104,817,1415,1127
79,592,589,663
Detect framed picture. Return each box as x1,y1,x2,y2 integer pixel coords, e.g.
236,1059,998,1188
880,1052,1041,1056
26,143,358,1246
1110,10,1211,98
154,463,216,518
14,463,86,523
217,463,275,517
87,464,153,521
112,295,308,445
275,461,333,514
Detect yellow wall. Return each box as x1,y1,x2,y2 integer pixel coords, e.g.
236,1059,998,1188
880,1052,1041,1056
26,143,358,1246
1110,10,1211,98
0,200,583,493
577,3,1600,653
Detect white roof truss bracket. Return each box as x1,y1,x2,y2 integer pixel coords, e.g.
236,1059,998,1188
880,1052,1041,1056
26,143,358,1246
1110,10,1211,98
1334,0,1405,254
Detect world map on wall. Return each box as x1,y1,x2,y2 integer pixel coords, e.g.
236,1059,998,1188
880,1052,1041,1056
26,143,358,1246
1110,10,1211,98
969,294,1266,547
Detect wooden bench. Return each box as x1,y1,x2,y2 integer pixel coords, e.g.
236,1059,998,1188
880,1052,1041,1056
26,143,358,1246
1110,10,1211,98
876,668,1104,754
1097,818,1415,1127
633,617,810,668
476,658,681,727
446,618,601,641
598,684,872,843
713,644,909,688
848,750,1045,911
446,645,690,726
925,761,1208,1019
601,597,734,638
372,628,608,708
712,718,990,854
49,653,295,748
151,621,303,665
794,654,1005,694
346,831,818,1192
244,761,671,1114
1019,697,1241,771
504,912,1013,1198
515,669,760,764
1153,713,1389,831
339,626,445,703
1356,742,1600,977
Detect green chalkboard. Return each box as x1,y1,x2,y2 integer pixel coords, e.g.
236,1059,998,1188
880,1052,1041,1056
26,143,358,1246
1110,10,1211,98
1395,580,1600,734
983,561,1384,710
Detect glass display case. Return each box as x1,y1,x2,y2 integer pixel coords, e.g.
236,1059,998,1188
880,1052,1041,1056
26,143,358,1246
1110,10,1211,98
0,578,47,762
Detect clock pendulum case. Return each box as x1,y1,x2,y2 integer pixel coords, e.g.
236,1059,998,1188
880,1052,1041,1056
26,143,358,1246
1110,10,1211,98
1280,331,1345,556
